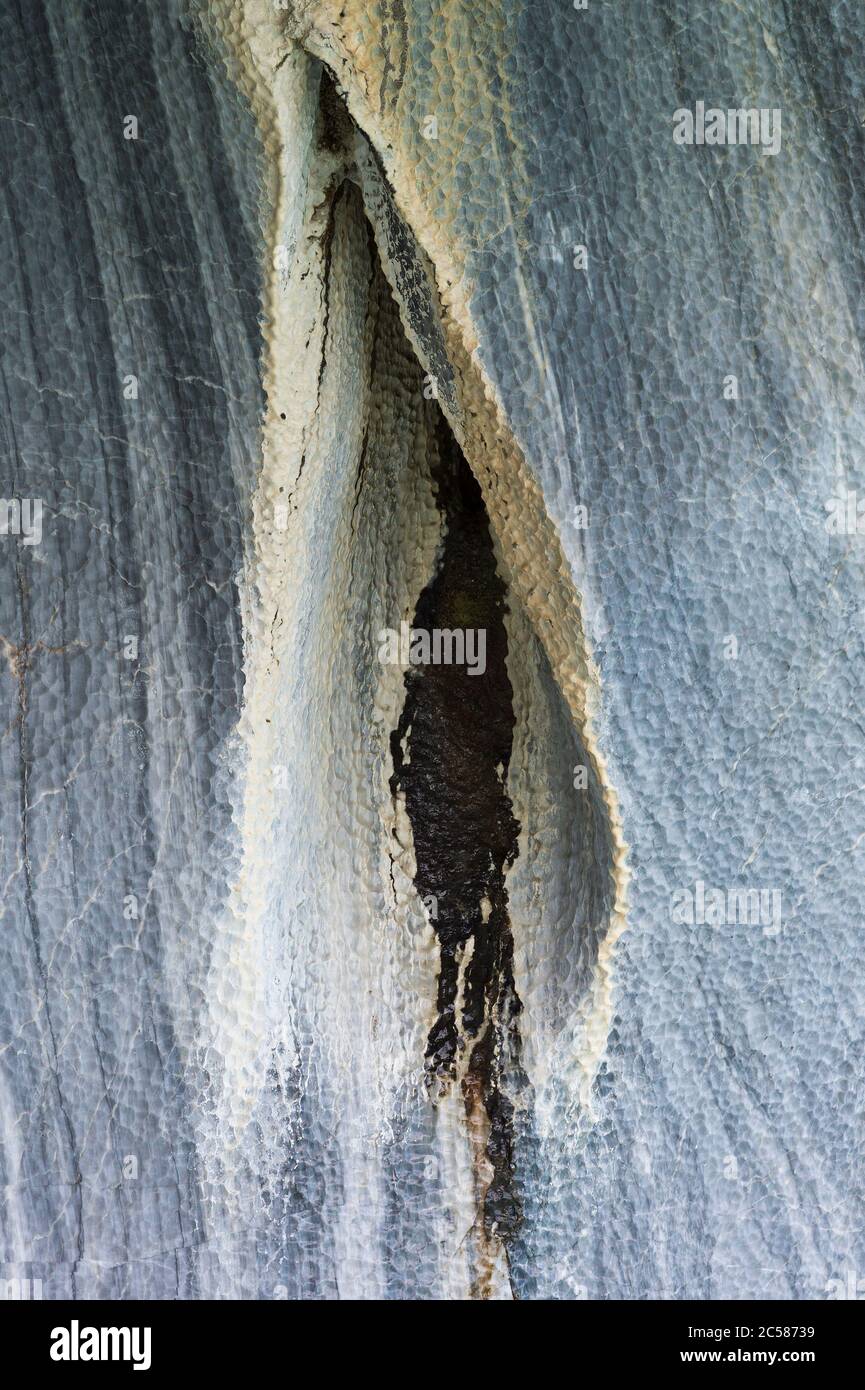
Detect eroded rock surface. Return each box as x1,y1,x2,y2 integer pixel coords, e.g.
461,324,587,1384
1,0,863,1301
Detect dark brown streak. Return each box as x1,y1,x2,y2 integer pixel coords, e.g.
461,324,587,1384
389,414,524,1248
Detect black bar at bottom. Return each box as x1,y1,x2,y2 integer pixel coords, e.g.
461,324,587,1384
0,1297,857,1375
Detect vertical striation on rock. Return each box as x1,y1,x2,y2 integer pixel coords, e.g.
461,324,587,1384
2,0,863,1304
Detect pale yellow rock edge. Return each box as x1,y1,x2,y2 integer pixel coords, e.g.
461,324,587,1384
200,0,630,1122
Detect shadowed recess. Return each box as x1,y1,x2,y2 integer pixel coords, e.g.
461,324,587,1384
390,414,525,1246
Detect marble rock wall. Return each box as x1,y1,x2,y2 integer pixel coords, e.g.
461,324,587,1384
1,0,863,1301
257,0,865,1301
0,0,264,1298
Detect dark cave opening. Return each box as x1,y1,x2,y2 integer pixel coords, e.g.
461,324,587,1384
389,411,524,1243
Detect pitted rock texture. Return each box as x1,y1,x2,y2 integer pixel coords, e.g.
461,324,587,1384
280,0,865,1299
0,0,264,1298
1,0,863,1303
